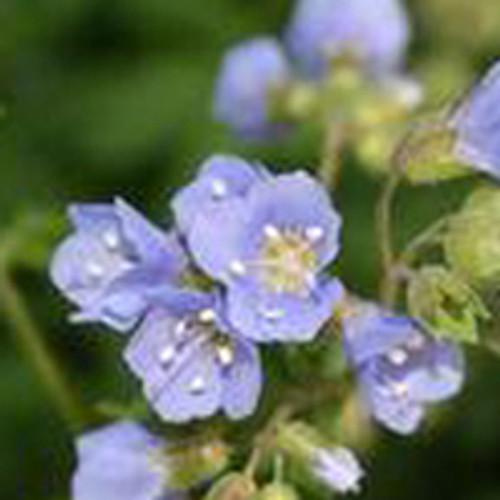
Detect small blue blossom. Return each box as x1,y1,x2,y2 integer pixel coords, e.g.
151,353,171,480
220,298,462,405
172,154,270,236
344,305,465,435
285,0,410,78
312,447,364,493
125,291,262,423
186,171,344,342
72,421,185,500
50,198,187,332
451,60,500,180
214,37,292,140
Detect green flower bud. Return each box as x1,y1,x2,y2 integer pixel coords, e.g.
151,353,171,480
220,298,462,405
276,422,322,462
445,187,500,285
407,265,490,343
401,124,471,184
204,473,257,500
253,483,300,500
169,439,230,489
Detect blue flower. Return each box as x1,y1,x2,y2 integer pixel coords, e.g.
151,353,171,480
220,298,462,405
312,447,364,493
72,421,185,500
186,171,344,342
285,0,410,78
344,305,465,435
451,60,500,180
50,198,187,332
214,37,292,140
172,154,269,236
125,291,262,423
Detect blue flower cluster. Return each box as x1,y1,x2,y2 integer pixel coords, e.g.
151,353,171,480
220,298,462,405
51,155,343,423
47,4,500,499
214,0,412,139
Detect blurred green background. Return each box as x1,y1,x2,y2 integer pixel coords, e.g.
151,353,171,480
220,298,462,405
7,0,500,498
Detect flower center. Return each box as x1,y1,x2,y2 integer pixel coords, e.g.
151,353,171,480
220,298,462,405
259,225,319,295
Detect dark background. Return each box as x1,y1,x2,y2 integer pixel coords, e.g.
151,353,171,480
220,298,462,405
7,0,500,498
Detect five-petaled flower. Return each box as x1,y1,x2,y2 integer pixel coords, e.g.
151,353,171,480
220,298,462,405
72,421,186,500
50,198,187,331
183,167,344,342
451,60,500,180
125,291,262,423
343,304,465,435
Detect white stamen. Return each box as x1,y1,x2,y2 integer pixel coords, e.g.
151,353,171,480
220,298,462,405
174,320,187,339
387,348,408,366
189,376,206,395
103,229,120,251
305,226,324,243
229,260,247,277
211,178,228,199
263,224,281,240
217,345,234,367
87,261,105,278
199,308,217,323
392,382,409,398
407,334,425,351
159,345,176,367
260,308,286,322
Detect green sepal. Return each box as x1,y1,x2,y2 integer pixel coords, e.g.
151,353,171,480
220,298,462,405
407,265,490,343
203,473,257,500
400,125,471,184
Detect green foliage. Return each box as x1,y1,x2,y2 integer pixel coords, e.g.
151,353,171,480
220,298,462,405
407,266,490,343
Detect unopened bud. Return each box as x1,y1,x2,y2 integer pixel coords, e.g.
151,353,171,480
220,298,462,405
253,483,300,500
407,265,490,343
169,439,230,489
204,473,257,500
445,186,500,285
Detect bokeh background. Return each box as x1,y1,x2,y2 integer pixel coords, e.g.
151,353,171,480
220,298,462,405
7,0,500,498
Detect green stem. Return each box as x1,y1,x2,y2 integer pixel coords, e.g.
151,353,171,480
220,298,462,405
319,120,345,190
376,169,401,306
0,267,88,433
400,215,450,265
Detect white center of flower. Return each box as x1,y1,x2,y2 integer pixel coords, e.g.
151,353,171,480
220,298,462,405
258,226,319,295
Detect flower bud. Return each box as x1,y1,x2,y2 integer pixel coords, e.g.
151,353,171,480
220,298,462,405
204,473,257,500
407,265,490,343
276,422,364,493
444,186,500,285
400,124,471,184
169,439,230,489
253,483,300,500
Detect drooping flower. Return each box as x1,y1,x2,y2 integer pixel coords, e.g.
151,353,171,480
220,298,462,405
50,198,187,331
450,60,500,180
172,154,269,236
312,447,364,494
343,305,465,435
214,37,292,140
125,291,262,423
285,0,410,78
186,171,344,342
72,421,185,500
